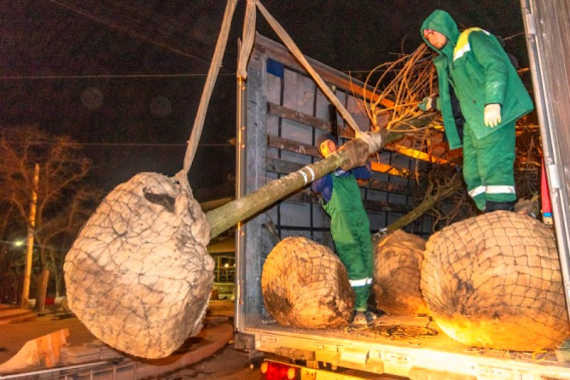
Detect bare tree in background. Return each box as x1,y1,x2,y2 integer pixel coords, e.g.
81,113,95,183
0,203,25,303
0,126,101,301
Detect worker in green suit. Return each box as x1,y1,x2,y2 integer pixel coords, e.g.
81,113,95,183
311,135,376,327
419,9,534,212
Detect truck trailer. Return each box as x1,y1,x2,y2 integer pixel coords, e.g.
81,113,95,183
233,1,570,379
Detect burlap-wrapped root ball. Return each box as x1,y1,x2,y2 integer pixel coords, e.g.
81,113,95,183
64,172,214,359
262,237,354,328
422,211,570,351
373,230,428,316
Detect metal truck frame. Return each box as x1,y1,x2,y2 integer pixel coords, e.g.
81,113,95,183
234,2,570,378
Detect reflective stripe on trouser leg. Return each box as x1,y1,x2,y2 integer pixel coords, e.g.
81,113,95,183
468,185,486,209
331,208,373,312
352,284,371,311
474,122,517,203
351,212,374,311
486,185,516,195
350,277,372,311
334,236,370,311
463,126,486,210
349,278,373,287
351,209,373,311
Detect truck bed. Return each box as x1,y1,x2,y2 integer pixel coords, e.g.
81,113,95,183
245,315,570,379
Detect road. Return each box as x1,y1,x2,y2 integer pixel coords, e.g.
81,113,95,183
0,301,265,379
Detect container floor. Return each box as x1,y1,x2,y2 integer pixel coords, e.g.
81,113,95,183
250,314,568,366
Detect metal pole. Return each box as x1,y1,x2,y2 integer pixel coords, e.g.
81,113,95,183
21,163,39,308
234,74,246,331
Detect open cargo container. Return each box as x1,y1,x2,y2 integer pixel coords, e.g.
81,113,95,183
234,1,570,377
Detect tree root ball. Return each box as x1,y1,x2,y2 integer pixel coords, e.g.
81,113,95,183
261,237,354,328
64,172,214,359
373,230,428,316
422,211,570,351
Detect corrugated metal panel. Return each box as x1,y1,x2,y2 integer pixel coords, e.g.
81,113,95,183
521,0,570,315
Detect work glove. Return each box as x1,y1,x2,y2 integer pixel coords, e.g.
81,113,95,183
484,103,502,127
418,96,435,111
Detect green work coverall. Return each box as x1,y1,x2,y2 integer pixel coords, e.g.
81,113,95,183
322,173,373,312
420,10,534,211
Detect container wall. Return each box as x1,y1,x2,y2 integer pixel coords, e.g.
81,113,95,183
235,34,435,329
521,0,570,316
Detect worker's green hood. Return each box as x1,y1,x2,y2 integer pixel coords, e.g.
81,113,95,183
419,10,463,150
420,10,459,58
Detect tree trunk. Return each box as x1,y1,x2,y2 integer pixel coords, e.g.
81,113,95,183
206,112,438,239
385,175,462,234
35,269,49,313
207,131,402,239
54,265,63,298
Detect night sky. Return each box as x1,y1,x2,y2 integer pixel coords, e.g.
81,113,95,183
0,0,527,199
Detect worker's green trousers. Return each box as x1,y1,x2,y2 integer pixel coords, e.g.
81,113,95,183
463,122,517,211
323,174,373,312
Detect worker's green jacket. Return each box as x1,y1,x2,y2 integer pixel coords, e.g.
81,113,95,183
420,10,534,149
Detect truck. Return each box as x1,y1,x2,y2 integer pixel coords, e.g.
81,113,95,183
233,1,570,379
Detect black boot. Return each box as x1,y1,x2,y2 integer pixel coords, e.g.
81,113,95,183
486,201,515,212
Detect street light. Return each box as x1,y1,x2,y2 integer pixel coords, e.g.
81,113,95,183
13,240,24,248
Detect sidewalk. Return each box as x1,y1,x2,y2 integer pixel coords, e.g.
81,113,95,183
0,301,237,377
0,305,36,325
0,313,94,365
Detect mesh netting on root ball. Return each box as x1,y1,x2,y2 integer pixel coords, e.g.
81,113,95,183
421,211,570,351
373,230,428,316
261,237,354,328
64,172,214,359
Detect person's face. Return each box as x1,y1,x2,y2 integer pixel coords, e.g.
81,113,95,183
423,29,448,50
319,139,337,158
